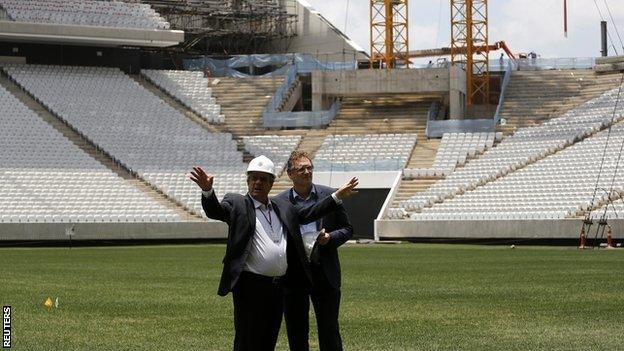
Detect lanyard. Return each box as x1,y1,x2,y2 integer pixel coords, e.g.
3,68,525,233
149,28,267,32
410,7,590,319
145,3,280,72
258,205,273,228
258,204,280,243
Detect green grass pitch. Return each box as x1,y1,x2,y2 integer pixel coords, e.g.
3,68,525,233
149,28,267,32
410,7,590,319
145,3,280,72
1,243,623,350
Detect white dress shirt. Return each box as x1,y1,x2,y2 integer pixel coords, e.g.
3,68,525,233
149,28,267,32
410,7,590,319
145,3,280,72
202,189,287,277
292,186,320,236
243,196,287,277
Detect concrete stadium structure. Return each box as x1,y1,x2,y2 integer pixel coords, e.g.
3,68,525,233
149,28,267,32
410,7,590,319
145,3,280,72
1,0,623,244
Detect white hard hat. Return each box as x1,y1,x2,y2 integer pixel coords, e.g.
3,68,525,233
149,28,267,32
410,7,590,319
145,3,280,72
246,155,276,177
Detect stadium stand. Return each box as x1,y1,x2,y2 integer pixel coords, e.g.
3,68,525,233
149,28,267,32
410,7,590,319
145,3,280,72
591,193,624,219
409,121,624,220
141,69,224,124
404,132,502,177
498,70,623,134
209,76,285,136
387,71,623,221
264,94,437,195
0,84,180,223
333,95,442,169
398,84,624,220
0,0,170,30
2,64,247,217
313,134,417,171
242,135,301,176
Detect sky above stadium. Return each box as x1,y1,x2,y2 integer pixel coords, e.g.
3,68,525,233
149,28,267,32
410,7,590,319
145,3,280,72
303,0,624,60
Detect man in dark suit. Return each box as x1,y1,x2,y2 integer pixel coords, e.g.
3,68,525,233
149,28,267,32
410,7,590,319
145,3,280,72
276,151,353,351
189,155,357,351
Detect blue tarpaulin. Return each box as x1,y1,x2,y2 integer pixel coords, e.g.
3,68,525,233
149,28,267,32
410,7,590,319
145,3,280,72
183,53,357,77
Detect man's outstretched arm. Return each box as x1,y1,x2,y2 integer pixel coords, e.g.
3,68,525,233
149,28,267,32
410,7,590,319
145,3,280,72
190,166,231,223
296,177,359,224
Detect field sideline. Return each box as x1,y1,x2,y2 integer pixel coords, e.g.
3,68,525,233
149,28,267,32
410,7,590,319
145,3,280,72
1,243,623,350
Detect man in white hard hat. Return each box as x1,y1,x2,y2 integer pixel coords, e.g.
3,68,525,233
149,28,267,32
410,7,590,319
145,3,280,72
190,155,358,351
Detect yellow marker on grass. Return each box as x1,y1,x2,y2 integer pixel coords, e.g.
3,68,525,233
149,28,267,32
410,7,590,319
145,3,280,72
44,297,59,309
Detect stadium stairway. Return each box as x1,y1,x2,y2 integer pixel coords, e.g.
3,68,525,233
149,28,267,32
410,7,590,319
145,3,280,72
388,177,440,212
209,76,284,136
1,73,201,221
133,74,222,134
134,74,261,162
498,70,623,135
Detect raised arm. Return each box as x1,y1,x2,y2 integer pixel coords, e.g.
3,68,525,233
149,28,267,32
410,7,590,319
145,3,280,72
190,166,231,223
296,177,359,224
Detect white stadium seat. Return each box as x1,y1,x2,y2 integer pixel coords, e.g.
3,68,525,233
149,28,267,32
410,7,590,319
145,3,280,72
0,0,170,30
1,63,249,221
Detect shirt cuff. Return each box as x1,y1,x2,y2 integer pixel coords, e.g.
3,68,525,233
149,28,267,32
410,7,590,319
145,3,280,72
331,192,342,205
202,189,214,198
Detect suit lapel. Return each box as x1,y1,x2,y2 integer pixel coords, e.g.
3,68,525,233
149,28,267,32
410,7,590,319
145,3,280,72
274,202,305,254
271,203,291,237
315,185,324,230
245,195,256,239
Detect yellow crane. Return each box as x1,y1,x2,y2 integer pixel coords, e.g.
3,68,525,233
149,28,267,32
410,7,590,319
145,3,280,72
369,0,491,106
369,0,409,69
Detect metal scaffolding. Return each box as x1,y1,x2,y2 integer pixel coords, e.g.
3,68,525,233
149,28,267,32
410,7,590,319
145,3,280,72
141,0,298,54
369,0,409,69
451,0,489,105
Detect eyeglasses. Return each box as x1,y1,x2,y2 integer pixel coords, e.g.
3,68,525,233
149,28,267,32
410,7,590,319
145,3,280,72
294,165,314,174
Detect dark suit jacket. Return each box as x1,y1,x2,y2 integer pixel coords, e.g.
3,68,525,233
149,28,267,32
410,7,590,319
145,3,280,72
201,191,339,296
276,184,353,289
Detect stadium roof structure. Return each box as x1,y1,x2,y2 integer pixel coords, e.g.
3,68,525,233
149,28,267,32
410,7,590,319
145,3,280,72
0,20,184,47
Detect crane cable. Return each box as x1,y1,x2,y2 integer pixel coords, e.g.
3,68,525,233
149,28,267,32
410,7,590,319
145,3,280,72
593,0,620,55
599,76,624,220
586,73,624,221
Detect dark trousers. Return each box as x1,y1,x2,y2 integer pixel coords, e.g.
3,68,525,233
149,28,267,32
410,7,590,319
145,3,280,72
284,267,343,351
232,271,284,351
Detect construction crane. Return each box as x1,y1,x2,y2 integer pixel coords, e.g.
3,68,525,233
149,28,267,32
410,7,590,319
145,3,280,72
407,40,515,59
370,0,491,106
369,0,409,69
450,0,489,106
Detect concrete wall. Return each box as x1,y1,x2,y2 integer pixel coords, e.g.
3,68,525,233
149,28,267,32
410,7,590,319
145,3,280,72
313,171,399,189
0,222,227,241
1,172,397,242
0,55,25,64
449,65,466,119
311,68,449,111
0,20,183,47
313,68,449,96
375,219,624,239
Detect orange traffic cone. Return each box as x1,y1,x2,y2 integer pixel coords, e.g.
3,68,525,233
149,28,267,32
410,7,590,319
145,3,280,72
579,226,587,249
606,226,614,249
